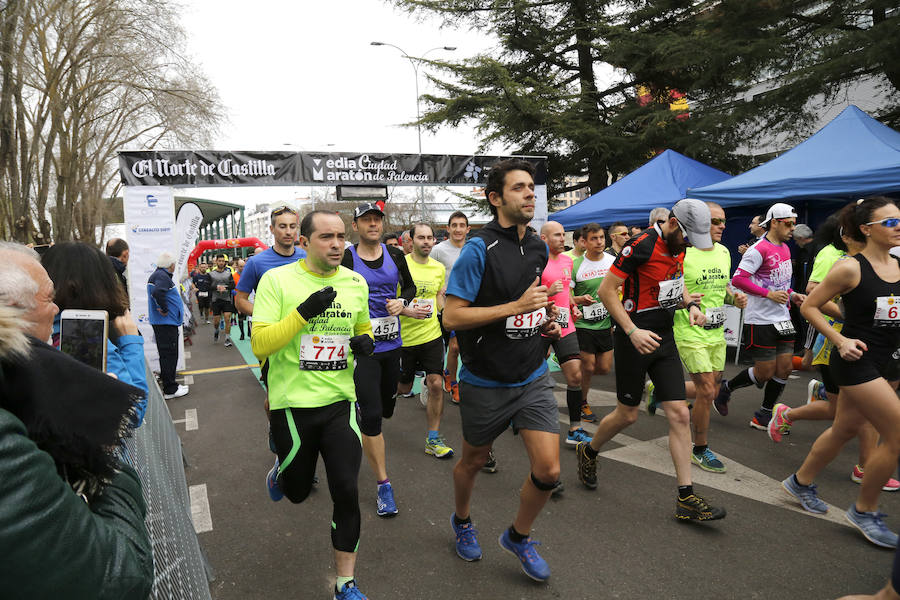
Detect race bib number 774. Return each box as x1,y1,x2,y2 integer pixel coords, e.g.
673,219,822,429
299,334,349,371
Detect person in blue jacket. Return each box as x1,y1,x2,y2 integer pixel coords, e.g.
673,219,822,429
41,242,150,426
148,251,187,400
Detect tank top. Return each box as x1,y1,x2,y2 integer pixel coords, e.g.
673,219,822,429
348,244,402,353
840,254,900,352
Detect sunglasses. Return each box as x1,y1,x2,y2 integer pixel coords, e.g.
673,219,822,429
866,217,900,228
710,218,726,226
656,220,666,225
676,220,689,241
612,231,629,236
775,219,796,227
271,205,298,217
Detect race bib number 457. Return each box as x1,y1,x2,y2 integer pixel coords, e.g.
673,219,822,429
299,334,349,371
371,316,400,341
506,308,546,339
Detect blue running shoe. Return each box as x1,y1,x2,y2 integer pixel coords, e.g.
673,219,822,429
846,505,899,548
499,529,550,581
334,580,368,600
451,513,482,561
566,428,592,446
376,482,398,517
782,475,827,514
267,459,283,502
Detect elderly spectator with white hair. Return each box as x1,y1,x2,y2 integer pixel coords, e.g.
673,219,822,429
0,242,59,342
649,206,670,227
148,251,188,399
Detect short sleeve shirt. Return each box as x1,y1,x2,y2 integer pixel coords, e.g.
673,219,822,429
808,244,846,284
734,237,793,325
430,240,463,282
674,243,731,344
253,261,370,410
399,255,445,347
237,247,307,294
572,253,615,330
541,252,575,336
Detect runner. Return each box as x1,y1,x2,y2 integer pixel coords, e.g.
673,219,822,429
382,232,400,248
342,202,417,517
606,221,629,258
780,197,900,548
252,209,374,599
540,221,588,445
575,199,726,522
209,254,236,347
562,227,584,261
431,211,471,405
648,202,748,474
191,262,212,324
232,259,248,340
443,158,562,581
713,203,806,429
570,223,615,426
397,222,452,459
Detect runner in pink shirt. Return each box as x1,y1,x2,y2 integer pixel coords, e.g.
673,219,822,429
540,222,591,446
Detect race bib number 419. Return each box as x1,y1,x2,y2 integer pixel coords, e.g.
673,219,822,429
506,308,546,339
299,334,349,371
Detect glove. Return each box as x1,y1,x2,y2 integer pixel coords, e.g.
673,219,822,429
296,286,337,321
349,334,375,357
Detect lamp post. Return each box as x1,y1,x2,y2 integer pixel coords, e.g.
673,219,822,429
370,41,456,218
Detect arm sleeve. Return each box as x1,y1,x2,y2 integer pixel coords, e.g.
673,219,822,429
250,271,307,359
445,238,486,302
389,247,417,303
0,411,153,598
609,234,654,280
731,247,768,296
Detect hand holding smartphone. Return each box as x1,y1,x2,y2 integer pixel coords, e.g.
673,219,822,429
59,309,109,371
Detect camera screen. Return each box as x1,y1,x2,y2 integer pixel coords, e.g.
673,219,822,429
60,318,105,370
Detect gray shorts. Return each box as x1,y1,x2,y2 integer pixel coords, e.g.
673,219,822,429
458,371,559,447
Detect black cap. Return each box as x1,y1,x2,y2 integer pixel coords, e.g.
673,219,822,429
353,202,385,220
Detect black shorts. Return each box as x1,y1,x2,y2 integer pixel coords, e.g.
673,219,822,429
197,294,211,309
399,337,445,384
212,298,235,316
742,323,795,362
543,331,580,363
354,349,402,436
830,346,900,387
614,327,685,407
576,327,614,355
819,363,838,395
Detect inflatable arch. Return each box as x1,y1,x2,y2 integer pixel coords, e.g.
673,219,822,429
187,237,267,272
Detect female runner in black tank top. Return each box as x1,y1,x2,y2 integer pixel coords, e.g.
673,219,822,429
799,197,900,551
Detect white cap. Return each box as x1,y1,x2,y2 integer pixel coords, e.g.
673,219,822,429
671,198,713,250
760,202,797,227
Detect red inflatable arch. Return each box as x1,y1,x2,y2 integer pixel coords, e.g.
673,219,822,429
188,237,268,272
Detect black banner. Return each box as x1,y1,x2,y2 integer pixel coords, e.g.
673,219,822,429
118,151,547,187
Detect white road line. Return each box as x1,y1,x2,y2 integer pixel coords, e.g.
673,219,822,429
189,484,213,533
183,375,194,385
184,351,191,359
172,408,198,431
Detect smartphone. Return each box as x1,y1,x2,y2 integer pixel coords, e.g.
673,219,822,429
59,309,109,371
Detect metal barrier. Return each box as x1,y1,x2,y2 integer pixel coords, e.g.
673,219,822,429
121,363,212,600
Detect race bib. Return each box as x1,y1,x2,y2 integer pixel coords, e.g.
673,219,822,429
299,334,348,371
505,308,546,339
197,291,208,297
371,316,400,341
703,306,725,330
658,277,684,310
410,298,434,319
774,320,796,336
216,285,226,293
874,296,900,328
583,302,608,322
555,306,570,329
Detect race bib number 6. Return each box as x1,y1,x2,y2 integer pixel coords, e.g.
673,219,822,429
658,277,684,310
299,334,349,371
506,308,547,339
874,297,900,328
371,316,400,341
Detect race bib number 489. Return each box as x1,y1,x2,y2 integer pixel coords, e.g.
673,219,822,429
874,296,900,328
583,302,608,322
506,308,546,339
299,334,349,371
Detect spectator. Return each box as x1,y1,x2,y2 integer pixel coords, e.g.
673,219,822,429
41,242,148,426
148,251,188,400
401,230,413,255
792,223,815,297
738,214,765,254
0,244,153,598
649,207,669,226
383,232,400,248
606,221,629,257
629,225,643,237
105,238,129,299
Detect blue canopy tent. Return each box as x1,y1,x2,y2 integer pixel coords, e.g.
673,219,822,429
549,149,731,230
690,105,900,205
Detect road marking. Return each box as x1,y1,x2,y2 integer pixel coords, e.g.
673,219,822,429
189,484,213,533
179,364,260,375
172,408,198,431
184,351,191,359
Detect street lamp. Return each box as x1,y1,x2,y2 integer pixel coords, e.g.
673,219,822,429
370,41,456,217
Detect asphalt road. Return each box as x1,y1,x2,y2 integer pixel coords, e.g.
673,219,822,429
169,319,898,600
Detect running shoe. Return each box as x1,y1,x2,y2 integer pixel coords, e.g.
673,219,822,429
376,482,398,517
646,381,659,416
713,382,731,416
580,403,598,424
498,529,551,581
334,580,368,600
450,513,482,561
425,435,454,459
205,319,211,324
450,383,460,405
692,448,726,473
443,370,452,392
675,493,726,521
807,379,824,404
575,441,598,489
749,410,771,431
845,505,899,548
782,475,827,514
398,390,416,399
768,403,793,443
419,384,429,409
224,337,233,348
551,480,564,496
213,329,219,343
481,451,498,473
266,459,283,502
851,465,900,492
566,428,592,446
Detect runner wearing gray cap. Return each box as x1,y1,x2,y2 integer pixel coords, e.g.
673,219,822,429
575,198,726,521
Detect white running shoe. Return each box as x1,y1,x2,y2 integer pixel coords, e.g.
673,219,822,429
164,385,189,400
419,383,429,408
